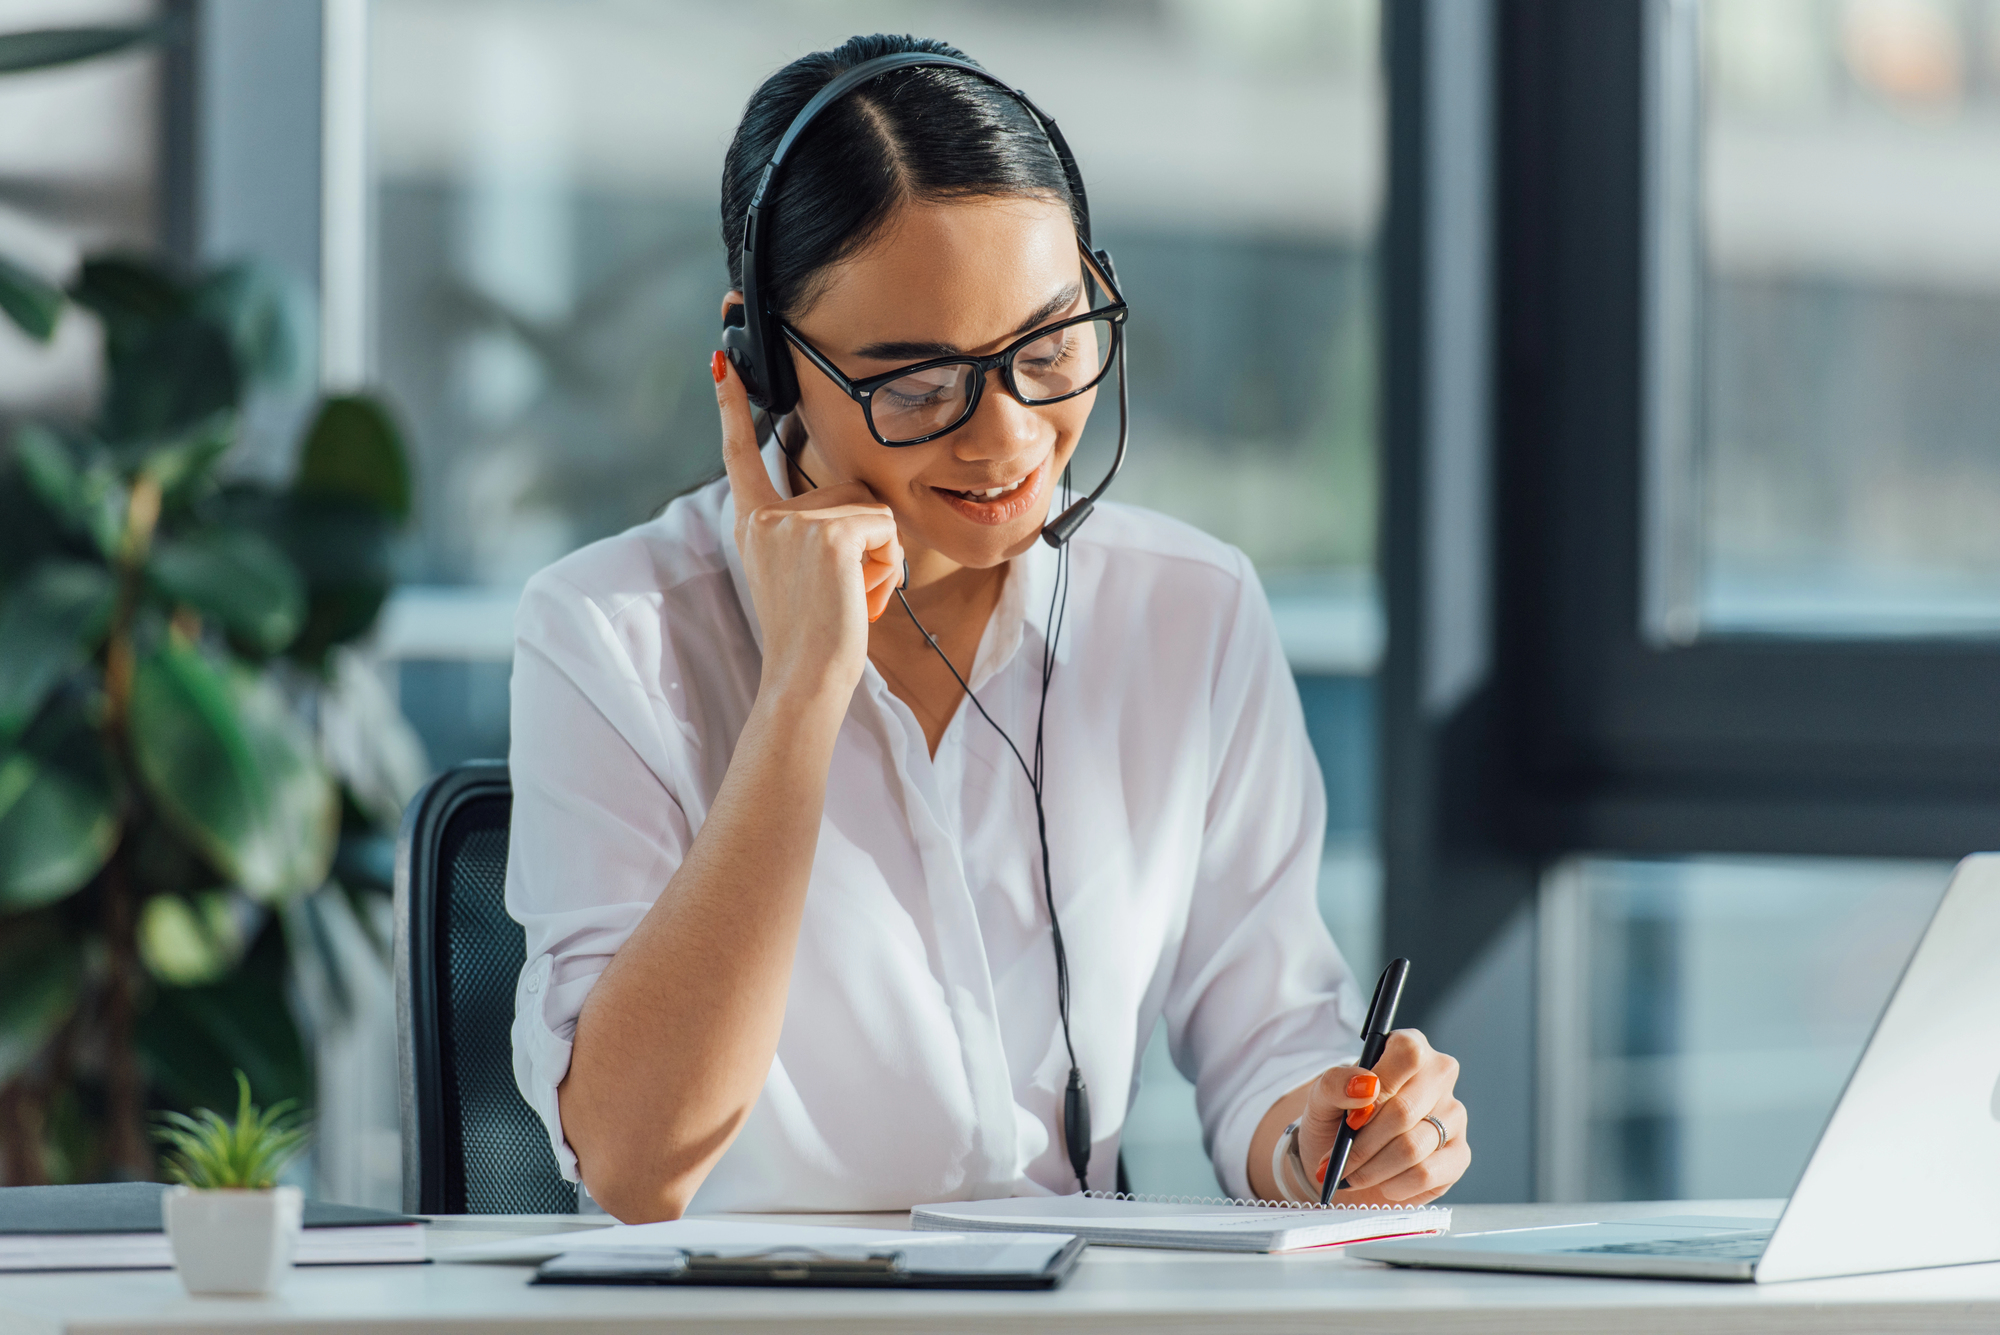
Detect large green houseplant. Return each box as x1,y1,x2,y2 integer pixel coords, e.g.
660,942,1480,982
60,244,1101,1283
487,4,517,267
0,23,416,1185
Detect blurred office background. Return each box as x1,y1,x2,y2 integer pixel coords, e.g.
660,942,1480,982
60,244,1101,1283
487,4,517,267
1,0,1995,1209
365,0,1384,1201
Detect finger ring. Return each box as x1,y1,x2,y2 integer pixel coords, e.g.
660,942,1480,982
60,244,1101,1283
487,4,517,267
1424,1114,1448,1154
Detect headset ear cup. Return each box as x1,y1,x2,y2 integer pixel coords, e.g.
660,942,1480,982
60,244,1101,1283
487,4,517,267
720,304,769,406
720,322,764,405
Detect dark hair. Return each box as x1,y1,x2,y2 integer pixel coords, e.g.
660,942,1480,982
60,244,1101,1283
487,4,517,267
720,34,1080,321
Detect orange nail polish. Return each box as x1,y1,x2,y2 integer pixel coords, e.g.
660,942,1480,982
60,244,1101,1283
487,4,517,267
1346,1073,1378,1101
1347,1104,1378,1130
1314,1155,1328,1185
711,350,728,384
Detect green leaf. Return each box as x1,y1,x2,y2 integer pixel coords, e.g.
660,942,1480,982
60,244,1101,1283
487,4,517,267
13,423,83,521
13,423,127,556
0,559,114,745
0,917,82,1087
124,813,210,899
0,707,119,911
296,397,411,522
281,499,395,667
70,256,239,443
0,254,62,342
0,25,162,75
136,412,236,504
151,1068,308,1189
222,490,395,668
194,263,308,391
138,890,247,987
102,314,240,444
67,255,184,332
128,641,336,902
0,458,67,589
148,529,304,656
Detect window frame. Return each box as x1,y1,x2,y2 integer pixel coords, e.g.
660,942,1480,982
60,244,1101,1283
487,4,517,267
1381,0,2000,1014
1495,0,2000,860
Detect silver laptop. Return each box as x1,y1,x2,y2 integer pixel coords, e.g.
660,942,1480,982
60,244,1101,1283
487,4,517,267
1351,853,2000,1283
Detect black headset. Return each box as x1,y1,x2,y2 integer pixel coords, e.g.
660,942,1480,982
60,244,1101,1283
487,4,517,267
719,51,1131,1191
720,50,1129,552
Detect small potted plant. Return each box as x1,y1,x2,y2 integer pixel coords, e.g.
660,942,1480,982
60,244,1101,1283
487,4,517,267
152,1071,312,1295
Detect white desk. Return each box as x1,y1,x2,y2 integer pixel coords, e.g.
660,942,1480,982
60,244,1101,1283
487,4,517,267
5,1200,1999,1334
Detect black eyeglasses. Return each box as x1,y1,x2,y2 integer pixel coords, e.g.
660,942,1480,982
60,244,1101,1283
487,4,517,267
780,247,1128,447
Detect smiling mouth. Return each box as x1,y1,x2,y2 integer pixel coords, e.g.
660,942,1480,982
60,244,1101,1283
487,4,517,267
943,475,1030,501
930,456,1051,525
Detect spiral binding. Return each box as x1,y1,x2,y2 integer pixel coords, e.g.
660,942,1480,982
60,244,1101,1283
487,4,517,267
1081,1189,1444,1214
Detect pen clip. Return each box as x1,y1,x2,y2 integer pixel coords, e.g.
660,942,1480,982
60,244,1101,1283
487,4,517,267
1361,957,1411,1041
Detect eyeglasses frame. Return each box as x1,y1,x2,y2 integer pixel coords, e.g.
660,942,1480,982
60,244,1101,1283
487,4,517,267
779,245,1129,448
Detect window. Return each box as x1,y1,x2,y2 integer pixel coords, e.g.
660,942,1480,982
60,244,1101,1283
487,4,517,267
0,0,160,419
1494,0,1992,1202
1653,0,2000,640
1384,0,2000,1204
368,0,1385,1196
1537,855,1949,1201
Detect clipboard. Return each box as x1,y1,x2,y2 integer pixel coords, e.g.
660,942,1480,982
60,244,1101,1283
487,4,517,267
532,1235,1086,1290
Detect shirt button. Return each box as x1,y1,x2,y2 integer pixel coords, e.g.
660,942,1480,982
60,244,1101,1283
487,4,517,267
527,975,543,995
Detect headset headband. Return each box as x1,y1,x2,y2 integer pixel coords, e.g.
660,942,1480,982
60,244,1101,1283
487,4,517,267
731,52,1094,414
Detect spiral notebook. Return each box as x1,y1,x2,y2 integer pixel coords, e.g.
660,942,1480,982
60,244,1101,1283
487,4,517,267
911,1191,1451,1254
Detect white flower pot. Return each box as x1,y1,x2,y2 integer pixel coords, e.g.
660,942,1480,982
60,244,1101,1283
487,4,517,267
162,1185,303,1295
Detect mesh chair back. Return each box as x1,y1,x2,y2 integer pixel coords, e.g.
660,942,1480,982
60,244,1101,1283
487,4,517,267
396,761,578,1215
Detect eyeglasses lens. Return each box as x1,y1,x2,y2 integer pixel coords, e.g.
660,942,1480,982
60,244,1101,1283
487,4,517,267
1013,317,1116,403
869,363,975,443
866,317,1117,444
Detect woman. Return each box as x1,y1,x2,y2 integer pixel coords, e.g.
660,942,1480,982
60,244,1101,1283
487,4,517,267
507,33,1469,1222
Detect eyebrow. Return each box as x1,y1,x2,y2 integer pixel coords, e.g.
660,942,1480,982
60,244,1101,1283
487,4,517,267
851,282,1083,362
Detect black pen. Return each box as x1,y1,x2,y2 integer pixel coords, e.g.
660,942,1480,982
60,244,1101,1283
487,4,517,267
1319,957,1411,1206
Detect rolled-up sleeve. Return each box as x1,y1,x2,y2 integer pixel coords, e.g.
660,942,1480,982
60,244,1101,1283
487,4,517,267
505,569,692,1181
1165,553,1366,1200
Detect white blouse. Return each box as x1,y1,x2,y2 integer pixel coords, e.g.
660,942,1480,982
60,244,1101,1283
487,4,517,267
506,441,1364,1209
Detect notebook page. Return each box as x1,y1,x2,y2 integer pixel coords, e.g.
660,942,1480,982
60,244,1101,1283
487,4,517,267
919,1196,1434,1228
912,1195,1450,1253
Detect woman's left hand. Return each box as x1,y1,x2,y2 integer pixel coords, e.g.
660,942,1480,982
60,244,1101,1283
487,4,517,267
1296,1029,1469,1206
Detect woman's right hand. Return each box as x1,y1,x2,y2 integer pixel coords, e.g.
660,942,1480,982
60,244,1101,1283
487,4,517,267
714,352,904,707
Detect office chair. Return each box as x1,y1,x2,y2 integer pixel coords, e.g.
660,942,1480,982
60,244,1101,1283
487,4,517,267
395,760,579,1215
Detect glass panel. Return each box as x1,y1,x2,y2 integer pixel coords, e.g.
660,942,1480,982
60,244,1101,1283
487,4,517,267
370,0,1382,1200
0,0,160,419
370,0,1380,590
1544,856,1950,1201
1693,0,2000,636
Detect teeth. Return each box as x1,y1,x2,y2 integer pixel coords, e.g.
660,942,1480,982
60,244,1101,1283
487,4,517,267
962,477,1025,500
